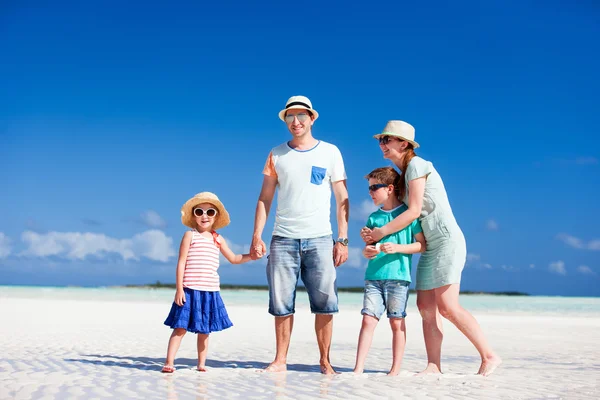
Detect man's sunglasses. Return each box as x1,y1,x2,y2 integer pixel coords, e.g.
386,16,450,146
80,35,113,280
193,208,217,217
378,136,404,145
284,113,310,124
368,184,389,192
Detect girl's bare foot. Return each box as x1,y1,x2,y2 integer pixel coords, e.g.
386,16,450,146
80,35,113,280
416,363,441,376
477,355,502,377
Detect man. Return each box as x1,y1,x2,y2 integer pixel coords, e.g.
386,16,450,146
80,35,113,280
250,95,349,374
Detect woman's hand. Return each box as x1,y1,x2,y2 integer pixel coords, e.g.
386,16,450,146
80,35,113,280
361,227,385,243
174,289,186,306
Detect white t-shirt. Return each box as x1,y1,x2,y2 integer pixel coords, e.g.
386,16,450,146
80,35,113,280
263,140,346,239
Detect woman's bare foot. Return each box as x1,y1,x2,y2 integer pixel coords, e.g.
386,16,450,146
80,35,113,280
477,355,502,377
320,362,339,375
263,362,287,373
352,368,364,374
387,369,400,376
416,363,442,376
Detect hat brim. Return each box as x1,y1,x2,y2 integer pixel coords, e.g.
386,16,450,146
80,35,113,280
181,196,230,230
278,106,319,122
373,132,419,149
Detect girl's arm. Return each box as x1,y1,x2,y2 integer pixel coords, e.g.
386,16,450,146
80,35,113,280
219,237,252,265
362,177,426,243
380,232,427,255
174,231,193,305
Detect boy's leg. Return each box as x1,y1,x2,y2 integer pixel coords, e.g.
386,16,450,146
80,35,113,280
353,315,379,373
163,328,186,371
197,333,209,371
388,318,406,376
353,280,385,374
301,236,338,375
265,236,301,372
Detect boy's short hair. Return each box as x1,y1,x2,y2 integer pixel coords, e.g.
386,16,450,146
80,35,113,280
365,167,402,198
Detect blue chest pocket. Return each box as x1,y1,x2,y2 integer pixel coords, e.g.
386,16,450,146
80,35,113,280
311,166,327,185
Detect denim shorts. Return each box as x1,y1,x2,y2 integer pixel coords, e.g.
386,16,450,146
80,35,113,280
361,280,410,319
266,235,338,316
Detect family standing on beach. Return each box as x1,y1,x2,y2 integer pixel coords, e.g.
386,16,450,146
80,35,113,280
161,95,502,377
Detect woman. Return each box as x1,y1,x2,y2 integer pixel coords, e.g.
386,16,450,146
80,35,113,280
360,120,501,376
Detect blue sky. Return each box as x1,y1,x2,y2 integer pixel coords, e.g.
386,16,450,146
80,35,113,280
1,1,599,296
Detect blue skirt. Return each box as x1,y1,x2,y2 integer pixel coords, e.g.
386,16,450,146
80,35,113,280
164,288,233,334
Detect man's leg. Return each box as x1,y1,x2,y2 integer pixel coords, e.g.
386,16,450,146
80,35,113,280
301,235,338,375
265,236,301,372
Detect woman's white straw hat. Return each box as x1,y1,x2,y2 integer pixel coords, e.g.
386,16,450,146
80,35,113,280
373,120,420,149
278,95,319,121
180,192,230,230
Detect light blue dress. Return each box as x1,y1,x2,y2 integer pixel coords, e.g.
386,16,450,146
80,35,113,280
404,157,467,290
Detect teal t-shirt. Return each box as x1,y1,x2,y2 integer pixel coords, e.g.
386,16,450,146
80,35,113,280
365,204,423,282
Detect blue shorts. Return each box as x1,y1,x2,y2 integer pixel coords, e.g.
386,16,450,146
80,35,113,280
266,235,338,316
361,280,410,319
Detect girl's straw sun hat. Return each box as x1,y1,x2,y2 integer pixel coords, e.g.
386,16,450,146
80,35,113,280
278,95,319,122
373,120,420,149
181,192,230,230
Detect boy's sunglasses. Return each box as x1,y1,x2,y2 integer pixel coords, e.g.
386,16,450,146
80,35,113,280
368,184,388,192
284,113,310,124
193,208,217,217
378,136,404,145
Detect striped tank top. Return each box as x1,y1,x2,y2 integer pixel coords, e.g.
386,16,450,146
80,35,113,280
182,230,221,292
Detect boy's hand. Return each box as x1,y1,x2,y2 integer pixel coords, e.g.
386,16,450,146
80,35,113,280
379,243,398,254
174,289,186,306
363,245,379,259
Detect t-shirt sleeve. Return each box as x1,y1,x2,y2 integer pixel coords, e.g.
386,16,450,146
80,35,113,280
366,214,375,229
262,151,278,178
410,218,423,235
330,145,347,182
406,157,432,182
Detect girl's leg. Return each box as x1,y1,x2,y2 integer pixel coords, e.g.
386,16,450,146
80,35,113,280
388,318,406,376
353,315,378,374
197,333,209,371
435,284,502,376
416,289,444,374
163,328,187,371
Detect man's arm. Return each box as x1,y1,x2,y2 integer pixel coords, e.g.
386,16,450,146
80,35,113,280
332,179,349,266
251,175,277,258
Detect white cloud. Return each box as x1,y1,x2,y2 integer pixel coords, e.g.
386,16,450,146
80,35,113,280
352,199,378,221
549,260,567,275
0,233,12,259
466,253,481,264
486,219,498,231
577,265,596,276
20,230,175,262
556,234,600,251
481,263,493,269
346,246,365,268
140,210,167,229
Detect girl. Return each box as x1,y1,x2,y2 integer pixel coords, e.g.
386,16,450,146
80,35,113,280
162,191,253,373
361,121,501,376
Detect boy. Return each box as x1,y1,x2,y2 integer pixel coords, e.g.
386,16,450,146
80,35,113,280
353,167,426,376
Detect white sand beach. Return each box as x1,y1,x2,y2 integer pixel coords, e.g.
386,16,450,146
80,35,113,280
1,290,599,399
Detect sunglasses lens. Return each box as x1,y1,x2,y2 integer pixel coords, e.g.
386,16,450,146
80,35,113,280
379,136,389,144
206,209,216,217
285,113,309,123
194,209,202,217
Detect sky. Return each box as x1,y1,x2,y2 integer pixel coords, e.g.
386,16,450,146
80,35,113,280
1,1,599,296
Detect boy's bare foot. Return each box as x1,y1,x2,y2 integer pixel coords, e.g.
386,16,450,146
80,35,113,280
320,361,339,375
477,355,502,377
416,363,442,376
263,362,287,373
197,366,207,372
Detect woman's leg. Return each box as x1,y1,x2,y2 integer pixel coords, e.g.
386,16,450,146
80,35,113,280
163,328,186,371
197,333,209,371
416,289,444,374
388,317,406,376
435,284,502,376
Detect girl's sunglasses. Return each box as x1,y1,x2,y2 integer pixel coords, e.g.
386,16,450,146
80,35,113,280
193,208,217,217
378,136,404,145
284,113,310,124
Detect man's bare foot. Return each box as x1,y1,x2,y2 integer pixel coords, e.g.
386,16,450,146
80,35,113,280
263,362,287,373
416,363,442,376
477,355,502,377
197,365,207,372
320,362,339,375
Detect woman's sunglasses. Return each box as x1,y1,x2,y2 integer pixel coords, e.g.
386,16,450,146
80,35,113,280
368,183,389,192
378,136,404,145
193,208,217,217
284,113,310,124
